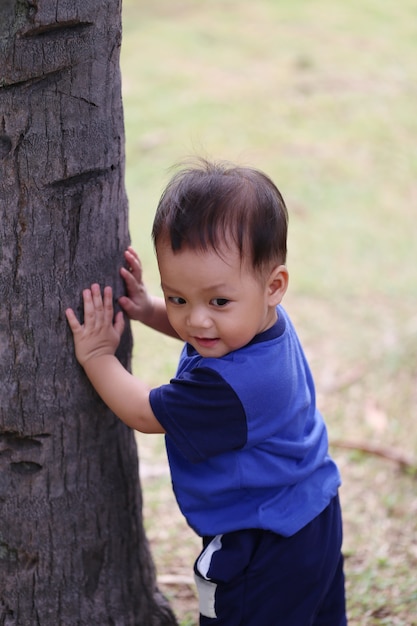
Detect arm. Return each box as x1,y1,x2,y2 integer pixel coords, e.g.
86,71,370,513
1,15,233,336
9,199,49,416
65,283,165,434
119,246,180,339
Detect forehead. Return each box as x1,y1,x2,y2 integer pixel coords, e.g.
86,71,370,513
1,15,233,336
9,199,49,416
156,239,260,287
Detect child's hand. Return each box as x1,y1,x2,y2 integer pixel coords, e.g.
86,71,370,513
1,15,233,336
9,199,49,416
66,284,125,367
119,246,154,323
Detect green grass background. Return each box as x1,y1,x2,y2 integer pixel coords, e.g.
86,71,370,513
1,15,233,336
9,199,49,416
121,1,417,623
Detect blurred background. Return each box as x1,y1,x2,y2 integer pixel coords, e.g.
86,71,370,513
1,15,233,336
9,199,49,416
121,1,417,623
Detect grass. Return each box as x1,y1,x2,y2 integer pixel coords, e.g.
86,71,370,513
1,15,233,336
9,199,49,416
121,1,417,623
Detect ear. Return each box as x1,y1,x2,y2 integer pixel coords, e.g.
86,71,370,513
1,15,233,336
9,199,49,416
266,265,289,307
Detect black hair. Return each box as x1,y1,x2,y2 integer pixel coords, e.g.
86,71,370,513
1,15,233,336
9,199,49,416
152,158,288,269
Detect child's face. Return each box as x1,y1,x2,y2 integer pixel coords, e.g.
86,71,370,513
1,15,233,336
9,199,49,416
156,240,287,358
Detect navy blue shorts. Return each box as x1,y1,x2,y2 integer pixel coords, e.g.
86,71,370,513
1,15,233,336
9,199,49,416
194,495,346,626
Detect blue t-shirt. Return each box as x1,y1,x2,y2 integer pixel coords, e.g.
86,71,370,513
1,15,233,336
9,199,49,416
149,305,341,537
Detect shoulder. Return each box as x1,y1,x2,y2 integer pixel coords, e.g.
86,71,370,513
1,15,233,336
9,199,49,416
149,365,248,463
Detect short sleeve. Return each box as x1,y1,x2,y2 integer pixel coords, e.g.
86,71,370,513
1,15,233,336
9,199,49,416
149,367,248,463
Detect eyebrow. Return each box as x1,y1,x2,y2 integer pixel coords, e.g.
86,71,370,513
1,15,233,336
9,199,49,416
161,281,236,293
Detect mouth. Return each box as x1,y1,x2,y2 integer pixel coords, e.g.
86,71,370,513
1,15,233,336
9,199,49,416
194,337,220,349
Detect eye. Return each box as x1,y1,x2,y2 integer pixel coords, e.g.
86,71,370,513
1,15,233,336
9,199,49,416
168,296,186,305
210,298,229,307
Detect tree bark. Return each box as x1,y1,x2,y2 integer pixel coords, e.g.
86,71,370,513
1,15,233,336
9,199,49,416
0,1,177,624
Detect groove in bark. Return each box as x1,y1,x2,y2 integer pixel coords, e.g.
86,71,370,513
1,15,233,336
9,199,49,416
21,20,94,38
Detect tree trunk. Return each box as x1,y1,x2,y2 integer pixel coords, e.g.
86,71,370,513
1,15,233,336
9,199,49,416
0,1,177,624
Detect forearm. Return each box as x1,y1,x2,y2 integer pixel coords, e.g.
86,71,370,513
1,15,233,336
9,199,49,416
83,354,164,434
142,296,180,339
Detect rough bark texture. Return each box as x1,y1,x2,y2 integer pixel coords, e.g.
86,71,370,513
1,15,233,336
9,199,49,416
0,1,177,624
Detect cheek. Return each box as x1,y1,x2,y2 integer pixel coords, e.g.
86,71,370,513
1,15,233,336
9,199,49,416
226,307,260,335
167,309,186,333
220,317,246,339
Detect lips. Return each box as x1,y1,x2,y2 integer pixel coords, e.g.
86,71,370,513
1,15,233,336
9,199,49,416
194,337,219,349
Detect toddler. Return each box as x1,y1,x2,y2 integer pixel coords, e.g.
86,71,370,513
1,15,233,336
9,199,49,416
66,159,347,625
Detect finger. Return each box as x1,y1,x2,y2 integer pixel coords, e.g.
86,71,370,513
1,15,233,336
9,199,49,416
102,286,114,324
124,248,136,269
118,295,137,317
90,283,105,322
113,310,125,338
65,308,81,333
82,288,96,327
126,246,140,262
120,265,141,290
124,249,143,281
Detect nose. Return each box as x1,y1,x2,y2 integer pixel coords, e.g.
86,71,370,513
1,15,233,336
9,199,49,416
186,305,211,329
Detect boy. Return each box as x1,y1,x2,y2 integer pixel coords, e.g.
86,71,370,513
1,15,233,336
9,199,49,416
66,159,347,625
